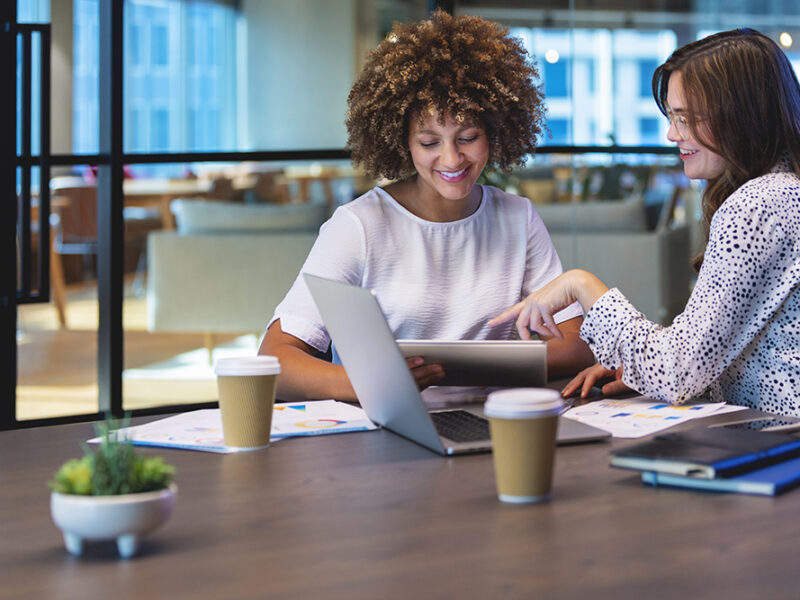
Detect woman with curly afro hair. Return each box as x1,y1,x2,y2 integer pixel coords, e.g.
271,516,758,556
260,10,594,402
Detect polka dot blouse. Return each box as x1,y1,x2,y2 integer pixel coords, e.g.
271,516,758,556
580,157,800,416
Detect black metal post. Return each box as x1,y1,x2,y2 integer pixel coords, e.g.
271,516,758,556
97,0,125,416
0,4,16,429
38,26,51,302
20,30,31,296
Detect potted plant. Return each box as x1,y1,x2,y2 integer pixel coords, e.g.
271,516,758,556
49,418,177,558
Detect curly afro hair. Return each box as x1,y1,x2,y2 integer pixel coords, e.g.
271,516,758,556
346,9,546,181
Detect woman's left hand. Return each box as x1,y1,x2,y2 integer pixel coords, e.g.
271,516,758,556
561,363,631,399
406,356,445,390
488,269,609,341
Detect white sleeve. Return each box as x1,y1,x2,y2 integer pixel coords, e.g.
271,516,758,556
268,208,366,352
580,195,795,404
525,203,583,323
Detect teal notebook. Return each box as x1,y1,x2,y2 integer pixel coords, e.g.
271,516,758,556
641,455,800,496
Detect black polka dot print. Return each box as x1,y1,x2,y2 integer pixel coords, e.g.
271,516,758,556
580,157,800,416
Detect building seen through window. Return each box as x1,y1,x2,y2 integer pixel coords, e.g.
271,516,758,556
511,28,677,146
73,0,238,173
63,4,800,156
10,1,800,160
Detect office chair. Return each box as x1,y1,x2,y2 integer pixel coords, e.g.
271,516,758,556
49,182,162,328
49,184,98,328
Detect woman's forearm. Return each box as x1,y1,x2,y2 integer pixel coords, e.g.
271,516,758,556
259,322,357,402
545,317,595,380
567,269,610,314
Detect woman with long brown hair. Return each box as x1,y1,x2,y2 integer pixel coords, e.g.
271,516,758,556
491,28,800,415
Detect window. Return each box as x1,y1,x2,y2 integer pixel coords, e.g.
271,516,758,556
129,22,144,67
547,118,569,144
129,107,144,151
151,108,169,151
74,0,99,154
151,24,169,67
639,117,661,144
639,59,659,97
73,0,238,162
544,58,569,97
514,27,676,147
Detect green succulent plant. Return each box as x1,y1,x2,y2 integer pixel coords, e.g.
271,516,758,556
49,416,175,496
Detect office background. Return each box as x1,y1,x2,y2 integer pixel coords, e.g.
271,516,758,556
6,0,800,429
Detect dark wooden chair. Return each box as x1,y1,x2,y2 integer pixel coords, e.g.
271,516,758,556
49,183,162,328
49,184,98,328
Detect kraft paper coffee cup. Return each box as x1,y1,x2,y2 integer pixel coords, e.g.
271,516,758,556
214,356,281,449
484,388,564,504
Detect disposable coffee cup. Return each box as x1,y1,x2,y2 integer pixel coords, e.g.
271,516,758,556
214,356,281,449
484,388,564,504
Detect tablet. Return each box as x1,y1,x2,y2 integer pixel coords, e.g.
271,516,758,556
396,339,547,387
710,416,800,433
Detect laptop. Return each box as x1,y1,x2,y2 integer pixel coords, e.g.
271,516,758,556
304,274,610,455
396,339,546,387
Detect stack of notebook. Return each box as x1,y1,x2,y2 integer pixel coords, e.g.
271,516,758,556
610,426,800,496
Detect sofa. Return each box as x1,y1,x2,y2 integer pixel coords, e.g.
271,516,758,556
147,193,694,349
146,199,326,339
534,193,694,325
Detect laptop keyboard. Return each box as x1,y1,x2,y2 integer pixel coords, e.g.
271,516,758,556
430,410,491,443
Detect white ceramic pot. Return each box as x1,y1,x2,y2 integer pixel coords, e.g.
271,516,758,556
50,483,177,558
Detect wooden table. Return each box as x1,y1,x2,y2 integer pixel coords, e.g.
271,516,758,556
1,410,798,599
281,165,350,214
123,178,212,230
27,180,209,232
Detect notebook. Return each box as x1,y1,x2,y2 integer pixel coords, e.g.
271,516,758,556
611,426,800,478
642,455,800,496
303,274,610,455
396,339,546,387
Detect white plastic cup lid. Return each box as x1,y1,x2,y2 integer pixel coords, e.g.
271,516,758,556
214,356,281,376
484,388,564,419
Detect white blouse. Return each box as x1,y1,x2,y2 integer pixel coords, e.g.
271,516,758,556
271,185,581,355
581,158,800,416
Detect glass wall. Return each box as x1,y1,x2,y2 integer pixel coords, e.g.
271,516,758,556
13,0,800,422
511,28,676,146
119,157,359,412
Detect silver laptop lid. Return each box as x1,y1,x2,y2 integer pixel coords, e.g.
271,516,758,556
304,274,610,454
304,274,446,454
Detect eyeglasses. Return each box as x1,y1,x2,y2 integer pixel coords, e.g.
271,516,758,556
665,110,692,138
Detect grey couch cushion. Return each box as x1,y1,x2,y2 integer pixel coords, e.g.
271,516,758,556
534,198,648,233
171,198,327,234
147,230,319,333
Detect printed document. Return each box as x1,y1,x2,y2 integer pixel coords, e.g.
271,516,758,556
89,400,377,453
564,396,748,438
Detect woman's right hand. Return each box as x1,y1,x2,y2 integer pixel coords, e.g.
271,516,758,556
406,356,445,390
561,363,632,399
488,269,609,341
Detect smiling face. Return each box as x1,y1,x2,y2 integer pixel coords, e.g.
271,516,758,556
666,72,727,181
407,111,490,207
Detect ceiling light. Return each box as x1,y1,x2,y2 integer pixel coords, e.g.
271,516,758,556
545,49,559,64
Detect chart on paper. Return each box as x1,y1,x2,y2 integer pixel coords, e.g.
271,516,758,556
563,397,748,438
89,400,377,453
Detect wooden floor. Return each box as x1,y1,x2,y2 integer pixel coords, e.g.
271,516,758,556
16,280,244,421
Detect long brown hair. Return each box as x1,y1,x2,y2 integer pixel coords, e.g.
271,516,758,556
652,28,800,271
